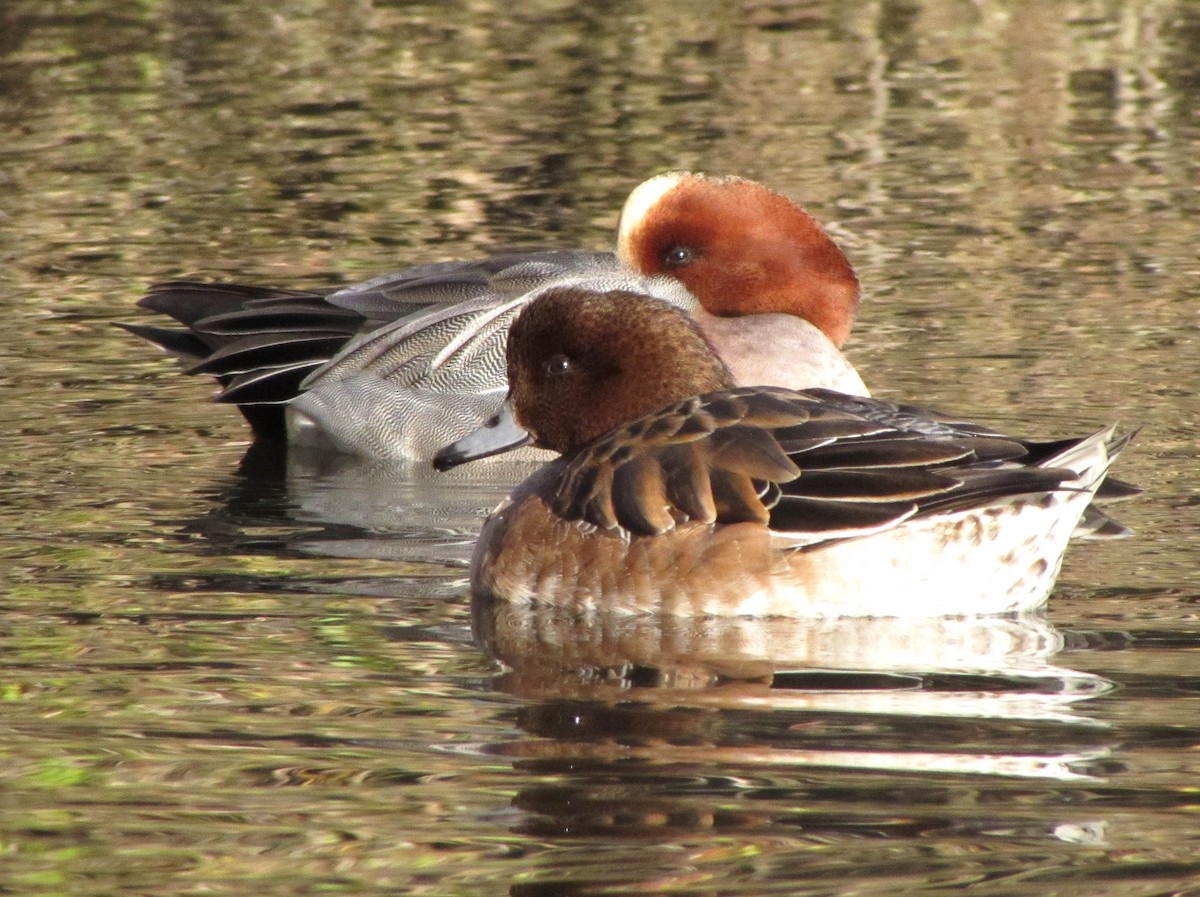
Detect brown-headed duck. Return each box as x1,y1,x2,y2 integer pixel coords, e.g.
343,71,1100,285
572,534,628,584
434,287,1133,617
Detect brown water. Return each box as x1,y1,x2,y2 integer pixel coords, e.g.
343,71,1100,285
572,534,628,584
2,1,1199,894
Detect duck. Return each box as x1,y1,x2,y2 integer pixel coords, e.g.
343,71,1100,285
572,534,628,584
432,286,1134,618
120,173,865,463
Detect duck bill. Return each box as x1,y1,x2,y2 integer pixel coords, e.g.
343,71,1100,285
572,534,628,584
432,399,533,471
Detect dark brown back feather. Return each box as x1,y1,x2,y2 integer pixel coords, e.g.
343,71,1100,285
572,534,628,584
549,387,1082,540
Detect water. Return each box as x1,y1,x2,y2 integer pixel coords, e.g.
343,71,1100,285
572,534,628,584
2,0,1199,894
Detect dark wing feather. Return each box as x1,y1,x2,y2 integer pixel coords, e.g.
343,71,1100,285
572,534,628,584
779,437,976,468
217,362,327,405
137,282,322,326
663,443,719,524
549,386,1093,542
610,454,675,534
115,322,210,363
186,333,351,376
190,305,363,338
790,468,963,502
770,496,919,538
709,468,773,525
1092,476,1142,502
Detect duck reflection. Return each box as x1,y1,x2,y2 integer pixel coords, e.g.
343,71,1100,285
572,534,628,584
477,597,1116,794
474,601,1116,842
282,446,524,563
186,441,523,566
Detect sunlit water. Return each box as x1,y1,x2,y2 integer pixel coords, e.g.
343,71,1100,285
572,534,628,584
2,1,1199,894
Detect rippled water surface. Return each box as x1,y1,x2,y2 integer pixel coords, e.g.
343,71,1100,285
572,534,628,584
3,1,1199,894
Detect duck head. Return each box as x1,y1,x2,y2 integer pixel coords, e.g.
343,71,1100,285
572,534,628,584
433,286,733,469
617,172,860,347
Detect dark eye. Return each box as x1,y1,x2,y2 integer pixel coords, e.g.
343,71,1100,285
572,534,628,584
544,353,571,376
662,245,696,268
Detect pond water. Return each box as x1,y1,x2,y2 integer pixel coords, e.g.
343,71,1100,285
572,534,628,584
2,1,1199,894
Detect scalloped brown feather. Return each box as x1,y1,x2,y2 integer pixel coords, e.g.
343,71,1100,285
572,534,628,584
544,387,1080,539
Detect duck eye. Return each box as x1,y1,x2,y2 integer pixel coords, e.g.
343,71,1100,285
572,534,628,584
544,353,571,376
662,245,695,268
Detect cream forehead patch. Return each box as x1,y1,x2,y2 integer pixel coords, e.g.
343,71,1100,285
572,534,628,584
616,172,685,258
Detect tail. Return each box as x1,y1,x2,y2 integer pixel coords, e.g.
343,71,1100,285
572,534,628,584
117,282,367,440
1037,427,1139,540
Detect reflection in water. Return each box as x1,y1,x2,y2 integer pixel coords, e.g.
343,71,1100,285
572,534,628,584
474,600,1117,849
171,440,519,566
284,446,522,564
479,601,1113,759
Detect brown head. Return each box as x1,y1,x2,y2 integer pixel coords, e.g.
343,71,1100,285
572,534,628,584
616,172,859,347
506,287,734,455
